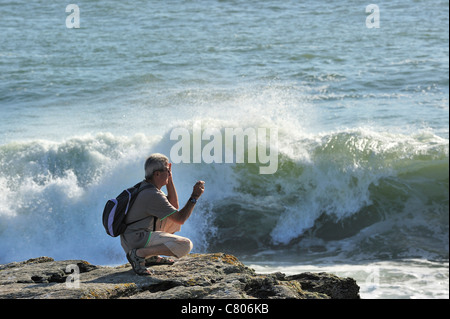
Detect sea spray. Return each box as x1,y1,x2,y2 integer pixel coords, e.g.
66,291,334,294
169,120,279,174
207,128,449,260
0,133,162,264
0,127,448,265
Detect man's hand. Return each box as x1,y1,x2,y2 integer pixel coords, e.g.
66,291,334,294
192,181,205,199
166,162,179,209
167,163,173,181
169,180,205,225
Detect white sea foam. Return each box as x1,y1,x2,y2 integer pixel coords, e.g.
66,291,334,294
0,125,448,265
248,259,449,299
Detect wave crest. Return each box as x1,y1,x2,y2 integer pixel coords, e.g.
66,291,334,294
0,128,447,264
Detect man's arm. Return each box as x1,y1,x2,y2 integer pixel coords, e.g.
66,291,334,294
169,181,205,225
166,163,179,209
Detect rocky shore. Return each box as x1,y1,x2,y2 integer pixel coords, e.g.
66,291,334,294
0,253,360,299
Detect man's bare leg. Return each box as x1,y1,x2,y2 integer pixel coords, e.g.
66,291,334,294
136,244,173,259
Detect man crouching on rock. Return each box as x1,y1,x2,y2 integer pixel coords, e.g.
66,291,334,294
121,153,205,276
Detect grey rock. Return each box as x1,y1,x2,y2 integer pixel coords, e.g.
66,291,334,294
0,253,360,299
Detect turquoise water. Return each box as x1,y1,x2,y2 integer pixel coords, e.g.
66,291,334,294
0,1,448,298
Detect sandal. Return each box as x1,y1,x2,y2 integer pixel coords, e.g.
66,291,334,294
145,255,175,266
127,249,152,276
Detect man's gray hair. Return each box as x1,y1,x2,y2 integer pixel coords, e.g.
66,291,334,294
145,153,169,179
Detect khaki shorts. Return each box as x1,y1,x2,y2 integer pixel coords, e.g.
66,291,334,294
146,231,193,258
120,218,193,258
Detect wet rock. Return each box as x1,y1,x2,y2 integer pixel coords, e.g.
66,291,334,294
0,253,360,299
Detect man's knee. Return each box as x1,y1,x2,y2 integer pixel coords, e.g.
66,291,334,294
173,237,193,258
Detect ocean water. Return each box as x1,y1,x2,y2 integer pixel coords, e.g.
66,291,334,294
0,0,448,299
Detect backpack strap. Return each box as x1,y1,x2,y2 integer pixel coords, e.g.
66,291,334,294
124,182,155,227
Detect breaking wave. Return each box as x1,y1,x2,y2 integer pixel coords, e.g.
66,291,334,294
0,126,448,265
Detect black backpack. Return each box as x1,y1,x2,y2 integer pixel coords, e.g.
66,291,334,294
102,181,154,237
